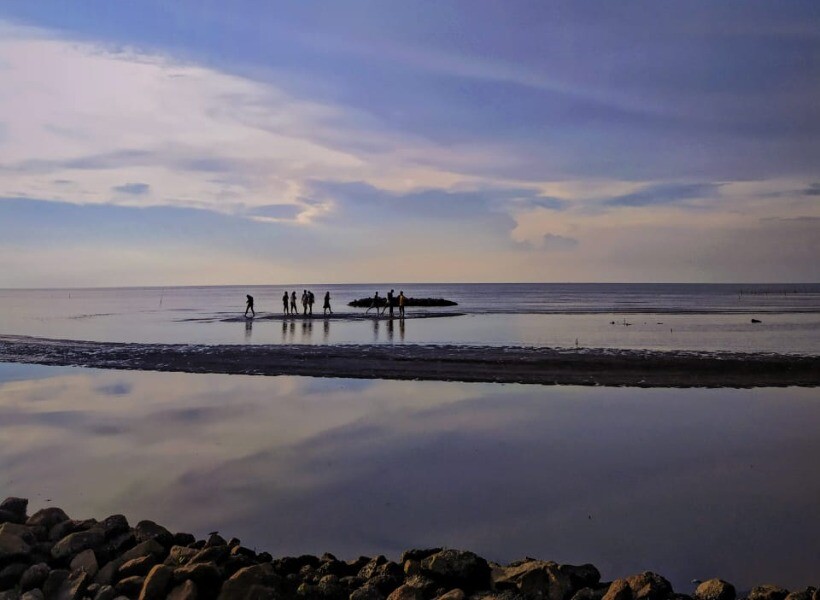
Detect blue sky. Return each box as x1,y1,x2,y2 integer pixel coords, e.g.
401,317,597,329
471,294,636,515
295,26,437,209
0,1,818,285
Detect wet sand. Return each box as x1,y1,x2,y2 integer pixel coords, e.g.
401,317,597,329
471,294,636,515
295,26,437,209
1,334,817,387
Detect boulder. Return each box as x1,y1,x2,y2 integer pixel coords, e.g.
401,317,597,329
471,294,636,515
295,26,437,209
438,591,467,600
0,524,37,547
602,580,632,600
166,546,198,567
52,569,91,600
0,530,31,564
400,549,442,563
172,533,196,548
217,563,283,600
134,522,173,549
26,509,70,531
784,589,818,600
20,563,50,592
559,564,602,590
572,587,607,600
349,586,386,600
205,534,226,549
0,591,20,600
92,585,116,600
96,558,126,586
386,584,425,600
42,569,70,599
49,520,95,543
491,560,572,600
420,549,491,593
20,591,44,600
118,556,158,579
70,548,99,578
695,580,735,600
120,540,166,564
625,573,673,600
0,499,28,522
0,563,29,589
115,575,145,599
167,580,198,600
97,516,130,540
189,546,230,566
358,556,389,580
749,586,789,600
137,565,173,600
51,530,105,561
172,562,222,589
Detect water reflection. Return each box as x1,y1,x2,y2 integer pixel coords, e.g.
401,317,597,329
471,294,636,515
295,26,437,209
0,364,818,590
244,319,253,341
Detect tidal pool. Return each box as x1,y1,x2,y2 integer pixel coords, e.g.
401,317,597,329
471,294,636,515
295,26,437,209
0,363,818,591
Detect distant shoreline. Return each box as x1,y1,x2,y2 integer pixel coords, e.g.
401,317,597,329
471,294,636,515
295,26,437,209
1,335,817,388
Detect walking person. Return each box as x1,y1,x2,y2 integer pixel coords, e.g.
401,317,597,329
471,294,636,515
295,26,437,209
282,291,290,315
244,294,255,318
323,291,332,315
290,291,298,315
398,290,406,318
366,291,381,314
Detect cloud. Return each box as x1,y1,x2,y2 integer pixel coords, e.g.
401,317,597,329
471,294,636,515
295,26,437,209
542,233,579,252
603,183,721,208
112,182,150,195
803,183,820,196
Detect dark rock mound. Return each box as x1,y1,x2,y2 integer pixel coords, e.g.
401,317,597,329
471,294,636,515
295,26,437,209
348,297,458,307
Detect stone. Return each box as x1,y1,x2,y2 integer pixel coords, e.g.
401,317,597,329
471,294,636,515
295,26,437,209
226,538,240,549
55,569,91,600
42,569,70,599
695,580,735,600
386,584,425,600
172,533,196,548
119,541,166,563
0,500,28,522
205,534,226,548
0,563,29,589
189,546,229,566
49,520,90,543
421,549,491,593
749,586,789,600
625,573,673,600
172,562,222,589
572,587,607,600
559,564,601,590
26,509,70,531
229,546,255,559
167,580,198,600
70,548,99,578
0,525,37,548
115,575,145,599
438,590,467,600
0,530,31,564
349,587,386,600
137,565,173,600
602,580,633,600
118,556,157,579
97,533,136,564
134,522,173,549
166,546,198,567
51,530,105,561
0,511,23,526
403,560,420,577
95,559,126,586
217,563,281,598
785,589,817,600
491,560,572,600
358,556,389,580
0,592,19,600
20,591,44,600
97,516,129,540
401,549,442,563
93,585,116,600
20,563,50,592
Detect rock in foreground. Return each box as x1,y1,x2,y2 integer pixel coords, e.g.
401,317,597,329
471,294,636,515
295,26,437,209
0,497,816,600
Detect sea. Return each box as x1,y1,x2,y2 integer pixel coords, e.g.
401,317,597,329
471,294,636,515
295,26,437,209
1,283,819,590
1,282,819,353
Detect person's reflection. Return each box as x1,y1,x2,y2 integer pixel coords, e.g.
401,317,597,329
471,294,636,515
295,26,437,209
288,321,296,342
399,318,405,342
281,320,288,343
373,317,379,342
386,318,394,343
244,318,253,341
301,319,313,343
323,319,330,343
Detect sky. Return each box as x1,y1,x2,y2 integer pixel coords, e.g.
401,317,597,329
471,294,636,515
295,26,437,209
0,1,818,286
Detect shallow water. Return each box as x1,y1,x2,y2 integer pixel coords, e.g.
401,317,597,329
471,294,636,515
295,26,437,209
1,285,819,353
1,364,818,590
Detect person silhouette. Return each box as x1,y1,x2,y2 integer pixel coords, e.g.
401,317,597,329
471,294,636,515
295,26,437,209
366,291,381,314
290,291,298,315
244,294,255,318
385,289,395,318
323,291,332,315
301,290,308,315
398,290,406,318
308,290,315,315
282,291,290,315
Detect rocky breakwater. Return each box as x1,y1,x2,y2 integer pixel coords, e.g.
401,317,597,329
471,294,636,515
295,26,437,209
1,498,817,600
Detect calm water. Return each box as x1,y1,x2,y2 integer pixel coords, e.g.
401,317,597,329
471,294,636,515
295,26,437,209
1,363,818,590
1,284,819,353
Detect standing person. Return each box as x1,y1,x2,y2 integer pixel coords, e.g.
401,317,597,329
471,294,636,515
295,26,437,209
282,291,290,315
385,289,395,318
308,290,315,316
398,290,406,318
244,294,255,318
366,291,381,314
323,291,332,315
301,290,308,315
290,291,298,315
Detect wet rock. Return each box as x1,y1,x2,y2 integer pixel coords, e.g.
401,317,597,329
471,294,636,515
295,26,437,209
42,569,70,599
421,549,491,593
118,556,157,579
492,560,572,600
172,562,222,590
137,565,173,600
26,509,70,531
20,563,50,592
115,575,145,599
603,580,632,600
51,530,105,561
695,579,736,600
438,590,467,600
625,572,673,600
134,522,173,549
0,530,32,564
97,516,130,540
69,548,99,578
119,541,166,564
92,585,115,600
749,586,789,600
0,499,28,522
0,563,29,589
166,546,198,567
20,590,44,600
167,580,198,600
0,524,37,547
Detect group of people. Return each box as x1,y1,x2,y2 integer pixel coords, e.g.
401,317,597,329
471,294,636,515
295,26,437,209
283,290,332,316
367,289,406,319
244,290,332,317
